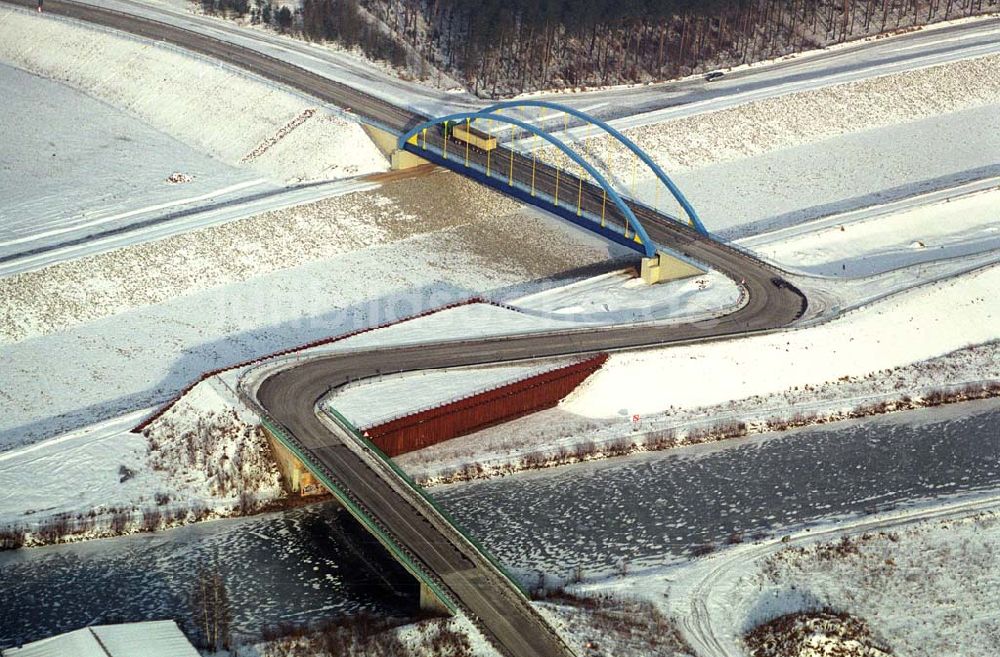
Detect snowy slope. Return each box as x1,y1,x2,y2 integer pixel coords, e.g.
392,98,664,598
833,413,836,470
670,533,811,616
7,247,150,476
634,103,1000,238
558,53,1000,169
0,10,387,183
512,268,739,324
0,8,387,262
0,176,621,449
562,264,1000,417
527,54,1000,238
0,378,283,545
739,183,1000,276
0,62,270,263
643,492,1000,657
332,272,740,353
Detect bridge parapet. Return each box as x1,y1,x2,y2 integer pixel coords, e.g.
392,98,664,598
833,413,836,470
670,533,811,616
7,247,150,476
479,100,707,236
395,100,708,267
255,413,458,615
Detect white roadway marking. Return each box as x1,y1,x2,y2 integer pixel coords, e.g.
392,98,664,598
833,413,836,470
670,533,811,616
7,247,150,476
0,178,379,276
0,178,270,248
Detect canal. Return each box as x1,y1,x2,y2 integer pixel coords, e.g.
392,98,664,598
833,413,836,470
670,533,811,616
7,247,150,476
2,397,998,647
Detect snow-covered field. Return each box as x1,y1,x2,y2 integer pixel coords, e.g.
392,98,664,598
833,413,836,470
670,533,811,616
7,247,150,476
317,268,740,355
1,0,997,577
742,510,1000,657
740,181,1000,276
564,263,1000,416
526,54,1000,237
675,102,1000,239
0,378,283,546
0,412,151,537
0,257,736,535
0,8,387,261
391,253,1000,484
0,180,620,450
536,595,694,657
4,178,994,525
0,61,269,263
0,10,387,183
10,255,989,542
245,614,500,657
397,344,1000,485
640,492,1000,657
0,181,404,342
531,52,1000,179
513,268,739,323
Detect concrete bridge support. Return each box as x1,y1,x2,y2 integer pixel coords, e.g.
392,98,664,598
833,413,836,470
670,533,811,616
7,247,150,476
363,124,429,170
640,250,705,284
420,582,453,615
266,428,325,496
261,422,453,615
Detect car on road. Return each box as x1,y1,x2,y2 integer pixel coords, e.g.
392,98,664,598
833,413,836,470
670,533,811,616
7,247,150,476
704,70,725,82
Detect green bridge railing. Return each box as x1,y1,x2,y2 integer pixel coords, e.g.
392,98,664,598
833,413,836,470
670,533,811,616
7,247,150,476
324,407,529,597
259,415,458,613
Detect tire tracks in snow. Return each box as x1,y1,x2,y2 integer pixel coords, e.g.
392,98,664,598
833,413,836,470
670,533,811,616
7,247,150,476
673,492,1000,657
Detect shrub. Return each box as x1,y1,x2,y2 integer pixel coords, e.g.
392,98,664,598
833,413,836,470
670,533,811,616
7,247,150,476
118,464,136,483
0,525,26,550
692,543,716,557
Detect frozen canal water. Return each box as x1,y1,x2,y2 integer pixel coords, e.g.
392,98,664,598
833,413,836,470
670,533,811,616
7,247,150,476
1,398,998,647
0,503,415,648
435,397,1000,581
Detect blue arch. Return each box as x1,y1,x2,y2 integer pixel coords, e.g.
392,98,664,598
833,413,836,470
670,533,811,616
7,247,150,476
398,111,657,257
481,100,706,235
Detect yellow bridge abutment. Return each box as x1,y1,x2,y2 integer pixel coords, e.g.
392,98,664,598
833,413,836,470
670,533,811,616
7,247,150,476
362,124,429,170
265,427,326,497
641,250,705,284
420,582,453,615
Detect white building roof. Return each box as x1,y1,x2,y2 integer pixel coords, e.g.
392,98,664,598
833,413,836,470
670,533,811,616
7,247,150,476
2,620,200,657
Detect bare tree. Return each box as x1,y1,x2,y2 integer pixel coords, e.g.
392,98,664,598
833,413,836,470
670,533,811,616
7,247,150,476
190,554,232,651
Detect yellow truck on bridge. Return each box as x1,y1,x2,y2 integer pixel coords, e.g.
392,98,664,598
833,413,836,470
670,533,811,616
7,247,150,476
447,122,497,151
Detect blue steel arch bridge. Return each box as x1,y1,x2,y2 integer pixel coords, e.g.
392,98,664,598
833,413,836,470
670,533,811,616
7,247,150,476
397,100,707,261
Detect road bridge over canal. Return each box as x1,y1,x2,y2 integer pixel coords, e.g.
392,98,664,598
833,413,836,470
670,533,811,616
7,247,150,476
9,2,808,654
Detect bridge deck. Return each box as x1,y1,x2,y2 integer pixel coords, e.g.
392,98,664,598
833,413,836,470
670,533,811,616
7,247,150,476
14,3,805,652
255,359,577,657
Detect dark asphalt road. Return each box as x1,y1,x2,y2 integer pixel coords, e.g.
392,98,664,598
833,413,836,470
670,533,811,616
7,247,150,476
253,209,804,657
5,2,805,654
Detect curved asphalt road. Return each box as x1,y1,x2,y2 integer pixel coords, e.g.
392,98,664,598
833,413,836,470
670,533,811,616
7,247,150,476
5,2,805,654
254,210,805,657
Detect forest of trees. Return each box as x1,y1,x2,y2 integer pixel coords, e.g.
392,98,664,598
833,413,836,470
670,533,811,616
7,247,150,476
199,0,997,96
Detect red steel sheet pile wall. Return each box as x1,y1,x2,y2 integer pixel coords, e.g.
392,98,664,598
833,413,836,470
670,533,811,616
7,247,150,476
365,354,608,457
